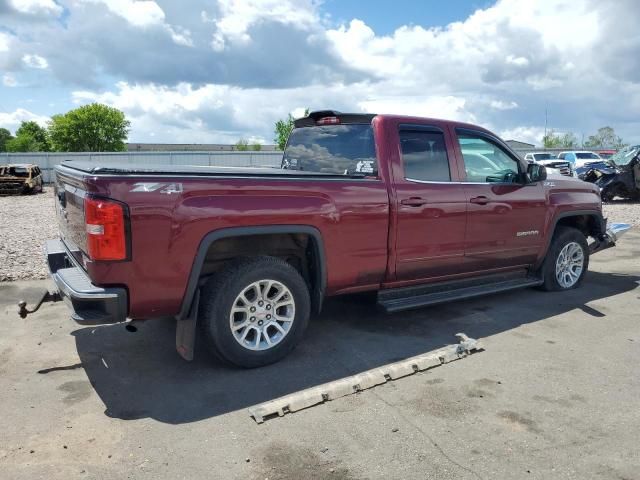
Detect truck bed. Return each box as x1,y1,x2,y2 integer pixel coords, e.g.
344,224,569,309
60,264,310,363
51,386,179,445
59,160,357,178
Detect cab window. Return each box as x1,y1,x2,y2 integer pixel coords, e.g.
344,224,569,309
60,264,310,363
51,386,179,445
399,129,451,182
457,133,520,183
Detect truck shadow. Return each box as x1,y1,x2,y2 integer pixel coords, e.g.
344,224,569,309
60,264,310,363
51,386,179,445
72,270,638,424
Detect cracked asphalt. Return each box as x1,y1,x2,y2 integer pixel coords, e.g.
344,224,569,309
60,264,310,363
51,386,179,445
1,231,639,479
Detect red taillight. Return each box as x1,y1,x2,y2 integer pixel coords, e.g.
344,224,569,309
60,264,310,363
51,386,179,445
316,116,340,125
84,197,127,261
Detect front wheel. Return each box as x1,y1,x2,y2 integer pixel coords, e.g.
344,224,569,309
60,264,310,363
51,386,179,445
199,256,311,368
539,226,589,291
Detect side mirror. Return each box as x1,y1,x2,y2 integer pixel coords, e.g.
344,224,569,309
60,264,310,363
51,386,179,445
527,163,547,182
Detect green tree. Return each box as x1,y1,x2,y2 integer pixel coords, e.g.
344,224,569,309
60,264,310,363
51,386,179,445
251,142,262,151
5,133,41,152
560,132,578,148
0,128,13,152
542,130,562,148
274,108,309,150
15,121,50,151
48,103,130,152
584,126,626,149
543,130,578,148
235,138,249,151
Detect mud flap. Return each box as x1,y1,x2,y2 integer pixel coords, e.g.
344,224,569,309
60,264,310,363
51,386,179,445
176,289,200,361
248,333,483,423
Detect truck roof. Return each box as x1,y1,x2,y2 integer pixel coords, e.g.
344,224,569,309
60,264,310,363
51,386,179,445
294,110,494,135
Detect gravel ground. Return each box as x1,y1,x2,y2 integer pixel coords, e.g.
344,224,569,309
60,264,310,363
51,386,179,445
0,188,637,282
0,190,57,282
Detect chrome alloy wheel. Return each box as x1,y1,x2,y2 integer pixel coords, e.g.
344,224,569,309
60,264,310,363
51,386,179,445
555,241,584,288
229,279,296,351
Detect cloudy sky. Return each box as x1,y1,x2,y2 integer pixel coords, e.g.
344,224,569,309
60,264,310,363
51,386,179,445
1,0,639,146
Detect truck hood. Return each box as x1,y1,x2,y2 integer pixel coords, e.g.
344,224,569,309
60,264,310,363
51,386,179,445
544,174,599,194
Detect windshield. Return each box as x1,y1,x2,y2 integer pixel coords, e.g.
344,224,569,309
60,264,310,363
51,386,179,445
575,152,601,160
282,124,377,175
610,145,640,166
533,153,555,160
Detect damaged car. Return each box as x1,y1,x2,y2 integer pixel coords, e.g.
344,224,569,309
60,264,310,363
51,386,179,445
0,164,44,195
576,145,640,201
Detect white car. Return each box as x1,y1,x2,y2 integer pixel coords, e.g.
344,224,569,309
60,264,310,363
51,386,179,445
558,151,603,168
523,152,575,177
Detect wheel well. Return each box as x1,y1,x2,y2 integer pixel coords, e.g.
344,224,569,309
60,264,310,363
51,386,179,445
555,214,602,238
199,233,321,303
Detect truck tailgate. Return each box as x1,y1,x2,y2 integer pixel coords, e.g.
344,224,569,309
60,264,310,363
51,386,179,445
54,171,88,267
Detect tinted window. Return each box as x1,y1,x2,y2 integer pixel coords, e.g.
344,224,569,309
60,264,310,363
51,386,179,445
576,152,600,159
400,130,450,182
458,134,520,183
282,124,377,175
533,153,555,160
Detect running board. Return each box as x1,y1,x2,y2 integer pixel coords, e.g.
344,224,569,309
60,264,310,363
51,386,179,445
378,275,543,313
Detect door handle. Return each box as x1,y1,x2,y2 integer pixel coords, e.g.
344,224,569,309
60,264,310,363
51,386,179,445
401,197,428,207
469,196,490,205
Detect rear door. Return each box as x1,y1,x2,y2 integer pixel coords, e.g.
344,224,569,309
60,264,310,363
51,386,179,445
393,123,468,281
452,128,547,271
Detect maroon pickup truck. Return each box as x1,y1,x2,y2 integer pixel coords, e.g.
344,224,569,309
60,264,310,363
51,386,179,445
30,110,630,367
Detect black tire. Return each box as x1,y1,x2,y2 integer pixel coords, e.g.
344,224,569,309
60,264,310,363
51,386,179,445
539,226,589,292
199,256,311,368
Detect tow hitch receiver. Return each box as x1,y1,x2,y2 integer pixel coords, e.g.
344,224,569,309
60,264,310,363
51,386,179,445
18,290,62,319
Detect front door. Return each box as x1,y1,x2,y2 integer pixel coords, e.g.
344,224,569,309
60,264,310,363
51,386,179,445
393,124,468,281
452,128,547,272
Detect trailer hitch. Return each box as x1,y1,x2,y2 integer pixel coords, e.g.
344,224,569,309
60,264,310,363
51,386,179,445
17,290,62,319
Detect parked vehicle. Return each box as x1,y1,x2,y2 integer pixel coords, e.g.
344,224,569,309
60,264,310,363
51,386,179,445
558,151,603,168
577,145,640,201
0,164,44,195
21,111,631,367
523,152,575,177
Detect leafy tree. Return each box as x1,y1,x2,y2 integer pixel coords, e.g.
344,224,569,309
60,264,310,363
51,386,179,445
235,139,249,151
0,128,13,152
251,142,262,151
542,130,578,148
15,121,50,151
560,132,578,148
274,108,309,150
542,130,562,148
584,126,626,149
48,103,130,152
5,133,41,152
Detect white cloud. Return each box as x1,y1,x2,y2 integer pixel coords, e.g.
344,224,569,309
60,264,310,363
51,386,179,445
358,95,477,124
22,54,49,69
207,0,318,51
0,32,12,52
490,100,518,110
82,0,165,27
9,0,63,16
3,74,18,87
81,0,193,47
0,108,50,131
500,126,546,146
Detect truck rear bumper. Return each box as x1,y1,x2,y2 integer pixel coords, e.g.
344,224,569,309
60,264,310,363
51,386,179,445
45,239,128,325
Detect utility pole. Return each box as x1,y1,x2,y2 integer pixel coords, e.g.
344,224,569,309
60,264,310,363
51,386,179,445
544,104,548,149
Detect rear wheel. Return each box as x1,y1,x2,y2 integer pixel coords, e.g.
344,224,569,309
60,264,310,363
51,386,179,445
539,226,589,291
199,256,310,368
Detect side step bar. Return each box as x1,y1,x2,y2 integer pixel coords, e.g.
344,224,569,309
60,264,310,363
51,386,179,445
378,274,543,313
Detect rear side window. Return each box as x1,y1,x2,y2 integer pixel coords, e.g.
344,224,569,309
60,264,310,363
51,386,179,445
282,124,377,175
399,130,451,182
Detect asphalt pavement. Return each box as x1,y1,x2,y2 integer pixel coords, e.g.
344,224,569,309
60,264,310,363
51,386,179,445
1,232,639,479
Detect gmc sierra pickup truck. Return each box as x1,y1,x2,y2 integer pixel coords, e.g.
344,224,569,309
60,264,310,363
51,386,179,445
29,110,630,367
